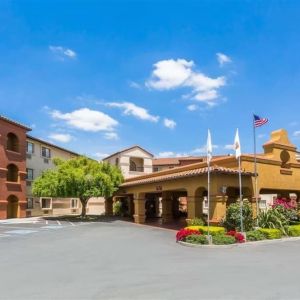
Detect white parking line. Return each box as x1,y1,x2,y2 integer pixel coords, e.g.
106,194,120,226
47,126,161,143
46,220,48,225
0,234,10,238
57,220,61,226
0,225,39,230
69,222,75,226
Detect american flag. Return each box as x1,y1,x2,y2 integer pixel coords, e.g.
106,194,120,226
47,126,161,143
254,114,268,127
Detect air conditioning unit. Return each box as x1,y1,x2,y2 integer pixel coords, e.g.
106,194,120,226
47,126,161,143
44,158,49,164
26,154,32,159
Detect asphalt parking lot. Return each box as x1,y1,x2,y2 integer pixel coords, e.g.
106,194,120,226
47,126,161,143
0,217,91,239
1,218,300,300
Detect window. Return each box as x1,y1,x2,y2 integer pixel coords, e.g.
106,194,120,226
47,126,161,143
153,167,159,172
203,197,209,208
27,198,34,209
41,198,52,209
259,200,267,209
6,164,19,182
26,168,34,181
41,146,51,158
26,142,34,154
130,160,137,171
115,157,119,166
7,133,19,152
70,198,79,209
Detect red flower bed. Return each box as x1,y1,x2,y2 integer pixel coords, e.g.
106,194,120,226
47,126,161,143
227,230,245,243
272,198,295,209
176,228,201,242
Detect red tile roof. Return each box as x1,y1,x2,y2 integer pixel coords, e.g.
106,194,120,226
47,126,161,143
153,156,203,166
121,165,253,187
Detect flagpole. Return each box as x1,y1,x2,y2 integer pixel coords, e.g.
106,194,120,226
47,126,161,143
207,159,210,237
206,129,212,243
253,115,259,223
238,154,244,232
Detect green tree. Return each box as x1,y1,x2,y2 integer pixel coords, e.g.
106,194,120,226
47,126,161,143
32,156,124,217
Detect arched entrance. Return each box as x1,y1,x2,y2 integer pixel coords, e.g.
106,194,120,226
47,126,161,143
7,195,19,218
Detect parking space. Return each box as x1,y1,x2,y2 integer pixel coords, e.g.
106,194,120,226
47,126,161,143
0,217,91,239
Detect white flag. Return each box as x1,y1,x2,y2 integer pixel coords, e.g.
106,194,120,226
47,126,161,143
234,128,241,158
207,129,213,164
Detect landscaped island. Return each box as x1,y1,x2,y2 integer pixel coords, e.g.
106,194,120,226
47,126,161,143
176,197,300,246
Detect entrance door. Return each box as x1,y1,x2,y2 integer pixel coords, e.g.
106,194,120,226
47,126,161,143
7,195,19,218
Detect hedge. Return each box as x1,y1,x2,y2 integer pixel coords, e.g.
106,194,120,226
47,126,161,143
212,234,236,245
185,226,226,236
287,225,300,237
246,230,266,241
185,234,209,245
258,228,282,239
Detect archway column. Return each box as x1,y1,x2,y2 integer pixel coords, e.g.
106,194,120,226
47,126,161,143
209,195,228,224
19,201,26,218
187,196,203,220
161,192,173,223
133,193,146,224
0,200,7,219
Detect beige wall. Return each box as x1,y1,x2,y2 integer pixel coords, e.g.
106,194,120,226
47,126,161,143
26,137,104,216
103,147,153,178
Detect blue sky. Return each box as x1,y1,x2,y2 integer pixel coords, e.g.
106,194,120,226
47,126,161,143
1,0,300,159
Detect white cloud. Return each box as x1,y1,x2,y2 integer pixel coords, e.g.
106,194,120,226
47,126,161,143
48,133,73,143
216,52,232,66
163,118,176,129
258,134,266,139
224,144,234,150
146,58,226,105
94,152,109,159
293,131,300,137
157,151,190,158
129,81,142,89
107,102,159,122
104,132,119,140
157,151,175,157
50,108,118,132
187,104,198,111
49,45,77,59
192,144,219,154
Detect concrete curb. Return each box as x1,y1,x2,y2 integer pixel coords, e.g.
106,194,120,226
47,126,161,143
178,241,238,248
178,236,300,248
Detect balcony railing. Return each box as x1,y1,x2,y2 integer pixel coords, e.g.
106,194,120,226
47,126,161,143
129,166,144,172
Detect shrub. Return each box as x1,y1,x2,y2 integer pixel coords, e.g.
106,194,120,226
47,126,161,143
226,230,245,243
258,228,282,239
113,201,122,216
246,230,266,241
176,228,201,242
185,226,225,236
287,225,300,237
223,200,254,231
275,205,298,225
185,234,209,245
257,208,288,235
212,234,236,245
186,217,205,226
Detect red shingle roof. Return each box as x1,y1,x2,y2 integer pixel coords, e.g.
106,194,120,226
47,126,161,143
153,156,203,166
121,165,253,187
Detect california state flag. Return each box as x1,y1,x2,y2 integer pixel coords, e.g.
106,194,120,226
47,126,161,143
234,129,241,159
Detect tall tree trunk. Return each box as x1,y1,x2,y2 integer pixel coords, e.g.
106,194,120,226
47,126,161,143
80,197,88,218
